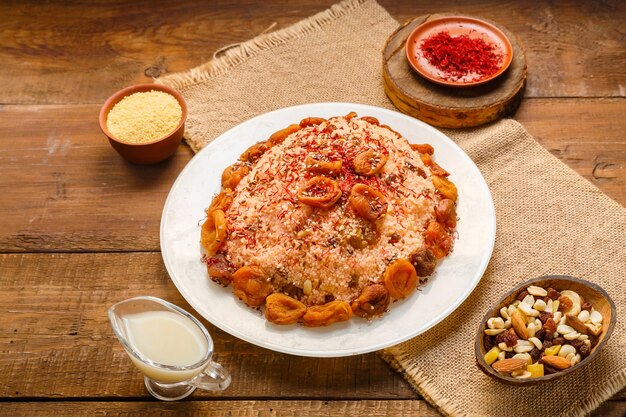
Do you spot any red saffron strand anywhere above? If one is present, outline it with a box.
[419,30,503,81]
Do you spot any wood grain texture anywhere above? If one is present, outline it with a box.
[0,401,444,417]
[0,253,412,399]
[383,14,526,128]
[0,100,623,253]
[0,0,624,105]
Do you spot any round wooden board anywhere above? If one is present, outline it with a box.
[383,14,527,128]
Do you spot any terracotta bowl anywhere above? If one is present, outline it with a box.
[475,275,616,385]
[99,83,187,164]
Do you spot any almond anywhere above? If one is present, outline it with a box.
[511,310,529,340]
[492,358,527,374]
[565,314,588,335]
[542,355,572,370]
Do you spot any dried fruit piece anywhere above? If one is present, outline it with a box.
[410,143,434,154]
[305,154,342,175]
[264,293,307,325]
[435,198,457,228]
[420,153,449,177]
[383,259,418,299]
[408,247,437,277]
[240,141,268,163]
[484,346,500,365]
[547,288,561,300]
[232,266,272,307]
[221,163,251,189]
[206,254,234,286]
[201,209,227,256]
[544,345,562,356]
[297,176,342,208]
[358,116,380,125]
[543,317,557,333]
[431,175,458,201]
[527,363,544,377]
[302,300,352,327]
[349,184,388,221]
[353,148,388,176]
[299,117,327,127]
[559,290,582,316]
[424,221,452,259]
[542,355,572,370]
[497,328,518,348]
[267,124,300,146]
[492,358,526,374]
[207,188,234,213]
[351,284,390,318]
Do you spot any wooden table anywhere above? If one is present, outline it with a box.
[1,1,624,415]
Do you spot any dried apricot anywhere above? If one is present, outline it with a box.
[383,259,417,299]
[424,221,452,259]
[421,153,449,177]
[359,116,380,125]
[351,284,390,318]
[435,198,457,228]
[432,175,458,201]
[265,293,307,325]
[240,141,267,163]
[348,184,388,221]
[353,149,387,176]
[299,117,327,128]
[305,154,342,175]
[221,163,251,189]
[410,143,434,155]
[207,188,233,213]
[201,209,227,256]
[232,266,272,307]
[267,124,300,147]
[296,176,342,208]
[302,300,352,327]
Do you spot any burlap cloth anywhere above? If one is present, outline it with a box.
[158,0,626,415]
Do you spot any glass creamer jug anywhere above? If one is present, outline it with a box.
[108,296,231,401]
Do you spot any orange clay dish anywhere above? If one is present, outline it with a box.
[201,113,458,327]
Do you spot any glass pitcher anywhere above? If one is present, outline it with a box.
[108,296,231,401]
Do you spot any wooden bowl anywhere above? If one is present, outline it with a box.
[475,275,616,385]
[99,83,187,164]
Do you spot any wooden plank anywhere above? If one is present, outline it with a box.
[0,400,443,417]
[0,253,412,399]
[0,0,624,105]
[0,99,623,252]
[1,252,624,401]
[0,400,624,417]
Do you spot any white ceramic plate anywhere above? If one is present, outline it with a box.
[161,103,495,357]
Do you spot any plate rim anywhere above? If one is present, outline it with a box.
[160,102,496,357]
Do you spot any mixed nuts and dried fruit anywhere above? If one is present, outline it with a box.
[483,285,604,379]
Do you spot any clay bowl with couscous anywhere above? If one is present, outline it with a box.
[99,83,187,164]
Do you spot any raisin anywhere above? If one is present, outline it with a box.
[535,328,546,340]
[582,302,593,312]
[502,328,518,347]
[543,340,553,349]
[589,334,599,348]
[484,335,495,351]
[570,339,584,350]
[505,351,516,359]
[579,344,591,358]
[547,288,561,300]
[544,332,554,342]
[495,331,507,344]
[388,233,401,244]
[516,290,529,301]
[544,364,559,375]
[530,347,541,362]
[553,337,565,346]
[543,318,557,334]
[558,295,573,312]
[539,311,553,324]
